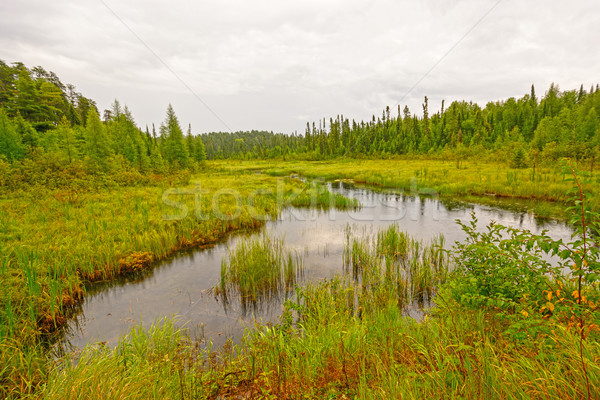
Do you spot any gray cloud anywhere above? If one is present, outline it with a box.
[1,0,598,133]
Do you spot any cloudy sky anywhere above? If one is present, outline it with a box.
[1,0,598,133]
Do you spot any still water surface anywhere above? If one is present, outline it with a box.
[62,183,572,350]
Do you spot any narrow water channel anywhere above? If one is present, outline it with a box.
[60,182,573,351]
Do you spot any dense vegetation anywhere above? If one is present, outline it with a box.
[38,192,600,398]
[199,84,600,169]
[2,60,599,176]
[1,60,599,398]
[0,61,206,188]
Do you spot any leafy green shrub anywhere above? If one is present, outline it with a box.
[450,163,600,341]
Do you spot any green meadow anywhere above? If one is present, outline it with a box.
[38,211,600,399]
[0,158,598,399]
[215,158,600,219]
[0,164,356,397]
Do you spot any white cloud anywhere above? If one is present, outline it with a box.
[1,0,599,133]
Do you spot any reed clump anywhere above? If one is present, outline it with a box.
[343,224,448,309]
[0,165,357,397]
[38,223,600,399]
[215,233,303,312]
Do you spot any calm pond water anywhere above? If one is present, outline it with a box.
[60,182,573,351]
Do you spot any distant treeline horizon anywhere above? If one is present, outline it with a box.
[1,59,599,175]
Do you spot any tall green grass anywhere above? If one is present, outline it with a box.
[38,227,600,399]
[215,233,304,312]
[40,317,209,400]
[215,158,600,218]
[0,167,357,397]
[5,158,598,398]
[344,224,448,308]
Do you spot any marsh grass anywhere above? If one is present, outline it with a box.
[344,224,448,309]
[0,166,357,397]
[38,226,600,399]
[5,158,598,398]
[216,158,600,218]
[41,317,210,400]
[284,180,360,210]
[215,233,303,313]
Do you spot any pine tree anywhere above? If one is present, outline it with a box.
[160,104,189,168]
[85,108,113,171]
[195,136,207,163]
[305,122,312,153]
[57,116,78,163]
[186,123,196,161]
[530,84,537,106]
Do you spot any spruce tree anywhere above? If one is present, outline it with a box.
[85,108,113,171]
[160,104,189,168]
[186,124,196,161]
[195,135,207,163]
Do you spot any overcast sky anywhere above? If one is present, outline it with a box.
[1,0,598,133]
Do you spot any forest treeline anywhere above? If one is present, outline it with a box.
[201,84,600,167]
[1,60,599,186]
[0,60,206,189]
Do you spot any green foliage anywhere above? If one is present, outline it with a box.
[56,116,78,163]
[194,135,207,163]
[160,104,189,168]
[450,164,600,341]
[1,58,600,398]
[0,109,25,162]
[0,61,95,129]
[219,158,600,219]
[14,112,39,150]
[510,146,527,168]
[3,59,599,180]
[106,102,150,172]
[216,233,303,311]
[84,108,113,171]
[38,226,600,399]
[0,166,362,397]
[199,83,600,166]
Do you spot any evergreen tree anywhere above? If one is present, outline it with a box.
[186,123,196,161]
[0,109,25,161]
[84,108,113,171]
[14,112,39,150]
[510,147,527,168]
[11,67,41,121]
[148,140,165,172]
[195,135,207,163]
[57,116,78,163]
[530,84,537,106]
[160,104,189,168]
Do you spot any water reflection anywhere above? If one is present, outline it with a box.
[59,182,573,351]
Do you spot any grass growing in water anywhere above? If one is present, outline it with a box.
[216,158,600,218]
[344,224,448,308]
[39,223,600,399]
[7,158,599,398]
[216,233,303,313]
[0,166,357,397]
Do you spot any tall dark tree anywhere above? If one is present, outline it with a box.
[85,108,113,171]
[160,104,189,168]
